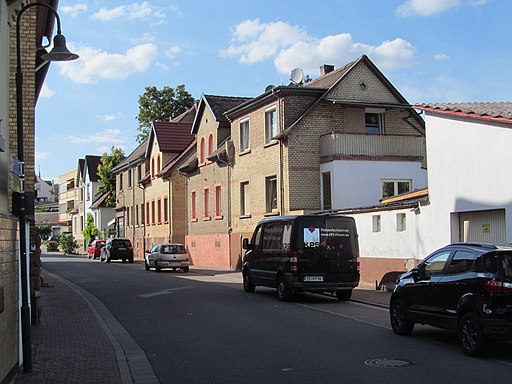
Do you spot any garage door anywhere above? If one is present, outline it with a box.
[459,209,506,244]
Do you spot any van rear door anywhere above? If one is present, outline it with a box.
[297,216,359,285]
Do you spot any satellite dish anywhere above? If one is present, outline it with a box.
[265,84,276,92]
[290,67,304,85]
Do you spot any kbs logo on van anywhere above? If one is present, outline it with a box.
[304,227,351,248]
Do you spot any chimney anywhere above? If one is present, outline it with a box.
[320,64,335,76]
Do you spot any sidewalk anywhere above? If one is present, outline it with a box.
[13,266,390,384]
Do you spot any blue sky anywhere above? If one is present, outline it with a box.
[36,0,511,181]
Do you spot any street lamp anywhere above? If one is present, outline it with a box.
[14,2,78,373]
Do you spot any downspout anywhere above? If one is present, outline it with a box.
[138,181,146,252]
[168,176,172,242]
[216,154,232,269]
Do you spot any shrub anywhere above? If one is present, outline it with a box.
[46,241,59,252]
[60,233,78,254]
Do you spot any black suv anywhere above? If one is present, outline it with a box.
[390,243,512,356]
[101,238,134,263]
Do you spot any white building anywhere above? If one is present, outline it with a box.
[339,102,512,287]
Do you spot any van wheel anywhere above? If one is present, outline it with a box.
[458,312,487,357]
[390,299,414,335]
[336,290,352,301]
[277,276,293,301]
[243,273,255,293]
[183,267,189,273]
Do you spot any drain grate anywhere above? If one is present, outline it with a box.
[364,358,414,368]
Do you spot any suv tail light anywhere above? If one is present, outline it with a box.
[290,251,298,275]
[485,279,512,294]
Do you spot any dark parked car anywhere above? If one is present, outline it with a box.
[390,243,512,356]
[88,239,105,259]
[101,238,134,263]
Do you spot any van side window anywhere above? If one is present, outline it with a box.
[252,226,262,247]
[262,221,293,251]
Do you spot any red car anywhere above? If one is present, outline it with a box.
[88,240,105,259]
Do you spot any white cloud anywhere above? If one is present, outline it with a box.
[58,43,158,84]
[165,46,181,59]
[222,19,308,64]
[67,128,125,145]
[96,113,124,121]
[36,151,49,161]
[224,20,416,75]
[40,83,55,98]
[61,3,87,18]
[91,1,166,22]
[434,53,449,61]
[397,0,460,16]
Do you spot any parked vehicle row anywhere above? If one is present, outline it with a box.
[87,239,190,273]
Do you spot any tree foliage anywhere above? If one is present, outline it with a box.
[136,85,195,143]
[97,146,125,207]
[60,233,78,254]
[36,224,52,240]
[82,213,99,245]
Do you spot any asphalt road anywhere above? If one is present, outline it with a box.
[43,254,512,384]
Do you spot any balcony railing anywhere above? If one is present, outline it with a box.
[320,133,425,161]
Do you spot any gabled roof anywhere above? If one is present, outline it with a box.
[158,139,197,178]
[76,158,85,182]
[145,121,195,157]
[303,58,358,89]
[90,191,110,209]
[192,95,251,134]
[84,155,102,183]
[415,102,512,124]
[113,139,146,173]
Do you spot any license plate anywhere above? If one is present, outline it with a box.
[170,262,181,266]
[304,276,324,282]
[118,247,125,250]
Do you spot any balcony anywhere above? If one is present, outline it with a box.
[320,133,425,164]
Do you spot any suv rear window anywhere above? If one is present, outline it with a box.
[482,252,512,277]
[299,217,355,252]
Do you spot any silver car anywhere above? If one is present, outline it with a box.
[145,243,190,272]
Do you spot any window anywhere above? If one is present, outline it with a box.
[157,156,161,173]
[215,185,222,218]
[157,199,162,224]
[372,215,381,232]
[137,165,142,182]
[265,176,278,213]
[447,250,476,274]
[151,158,155,178]
[191,190,197,221]
[163,197,168,223]
[322,172,332,210]
[203,187,210,219]
[240,119,250,152]
[240,181,250,216]
[151,201,156,225]
[126,207,130,227]
[136,204,139,225]
[86,183,90,201]
[265,107,277,143]
[365,108,385,135]
[397,213,406,232]
[423,251,450,277]
[382,179,412,199]
[146,202,150,225]
[208,133,214,157]
[199,137,206,164]
[128,169,132,188]
[119,174,123,190]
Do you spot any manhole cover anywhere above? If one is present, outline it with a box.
[364,358,414,368]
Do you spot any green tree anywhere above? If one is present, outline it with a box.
[97,146,125,207]
[136,85,195,143]
[59,233,78,254]
[82,213,99,245]
[36,224,52,240]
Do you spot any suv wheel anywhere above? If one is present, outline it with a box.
[458,312,487,356]
[155,261,161,272]
[277,276,293,301]
[390,299,415,335]
[243,272,255,293]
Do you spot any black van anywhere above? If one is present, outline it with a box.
[242,215,360,301]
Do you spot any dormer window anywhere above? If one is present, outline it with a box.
[365,108,385,135]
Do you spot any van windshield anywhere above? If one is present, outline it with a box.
[299,217,355,253]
